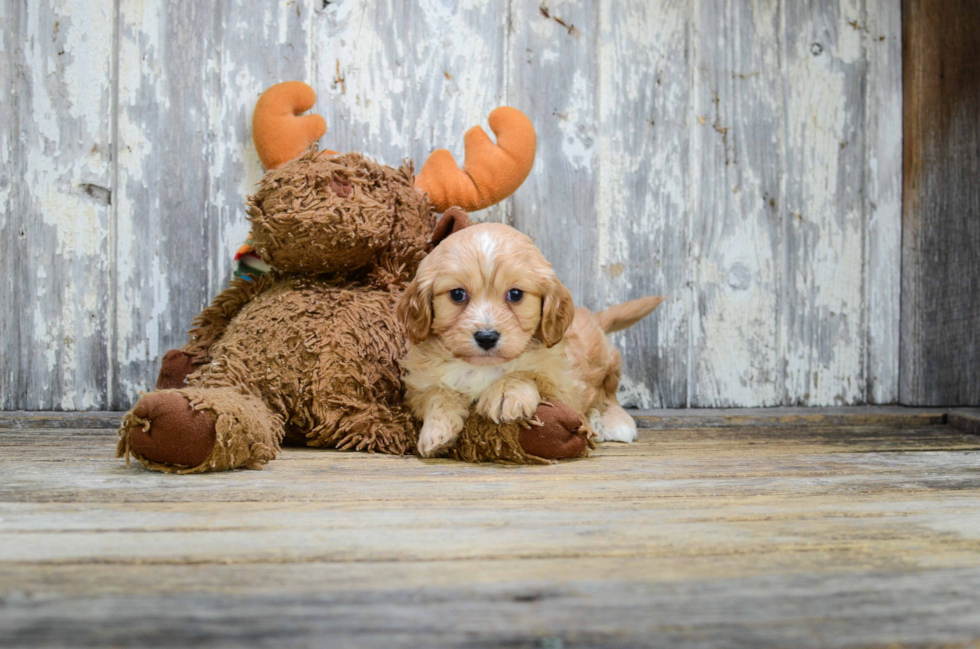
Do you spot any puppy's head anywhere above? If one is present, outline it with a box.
[398,219,575,365]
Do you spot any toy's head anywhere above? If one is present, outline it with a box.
[245,82,536,283]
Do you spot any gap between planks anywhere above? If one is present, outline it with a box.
[2,406,979,431]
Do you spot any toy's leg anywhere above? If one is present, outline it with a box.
[593,402,638,443]
[451,401,592,465]
[118,387,284,473]
[155,350,202,390]
[153,276,274,389]
[307,395,418,455]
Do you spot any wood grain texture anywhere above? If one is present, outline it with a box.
[1,0,907,409]
[900,0,980,406]
[689,0,781,407]
[864,0,903,404]
[3,417,980,645]
[4,565,980,647]
[780,0,869,406]
[0,0,113,410]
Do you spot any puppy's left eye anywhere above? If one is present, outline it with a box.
[449,288,467,303]
[506,289,524,302]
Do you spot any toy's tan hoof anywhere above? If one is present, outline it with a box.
[519,401,589,460]
[155,349,201,390]
[128,392,216,467]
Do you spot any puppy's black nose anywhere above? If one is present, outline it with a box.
[473,330,500,350]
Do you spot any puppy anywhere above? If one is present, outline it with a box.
[398,221,663,458]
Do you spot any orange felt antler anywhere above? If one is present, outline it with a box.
[415,107,536,212]
[252,81,335,170]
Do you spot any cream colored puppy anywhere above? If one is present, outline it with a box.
[398,222,663,458]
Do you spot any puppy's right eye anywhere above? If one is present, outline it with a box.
[449,288,467,303]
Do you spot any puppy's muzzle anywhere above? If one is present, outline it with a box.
[473,329,500,350]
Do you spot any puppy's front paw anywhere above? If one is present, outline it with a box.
[594,422,637,443]
[477,380,539,423]
[417,418,462,458]
[592,407,638,443]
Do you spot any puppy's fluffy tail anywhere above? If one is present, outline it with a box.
[597,296,665,334]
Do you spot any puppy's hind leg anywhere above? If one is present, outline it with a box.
[594,403,638,443]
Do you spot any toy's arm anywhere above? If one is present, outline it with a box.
[181,274,275,364]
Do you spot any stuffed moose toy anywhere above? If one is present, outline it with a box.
[117,82,591,472]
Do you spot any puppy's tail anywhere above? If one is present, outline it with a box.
[597,296,665,334]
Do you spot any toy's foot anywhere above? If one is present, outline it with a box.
[519,401,590,460]
[156,349,201,390]
[127,392,216,467]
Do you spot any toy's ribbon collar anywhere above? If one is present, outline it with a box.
[233,241,271,281]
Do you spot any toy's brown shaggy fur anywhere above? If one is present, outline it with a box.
[451,402,593,465]
[118,153,430,471]
[246,151,432,287]
[119,387,281,473]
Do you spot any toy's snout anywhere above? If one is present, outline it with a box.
[249,209,394,274]
[246,151,400,274]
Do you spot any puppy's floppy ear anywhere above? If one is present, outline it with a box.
[539,276,575,348]
[430,207,472,248]
[397,276,433,345]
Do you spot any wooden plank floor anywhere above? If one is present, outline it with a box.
[3,408,980,647]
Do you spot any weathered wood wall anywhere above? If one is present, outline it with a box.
[1,0,903,410]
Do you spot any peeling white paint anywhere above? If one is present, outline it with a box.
[558,70,595,171]
[25,2,110,259]
[114,0,171,399]
[782,18,866,405]
[314,0,504,170]
[863,5,902,405]
[4,0,114,409]
[596,0,690,408]
[616,373,655,410]
[836,0,864,64]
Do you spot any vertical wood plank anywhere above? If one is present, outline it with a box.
[596,0,690,408]
[112,0,309,408]
[113,0,216,406]
[863,1,902,404]
[900,0,980,406]
[311,0,509,223]
[0,0,14,406]
[508,0,599,328]
[0,0,113,410]
[779,0,868,405]
[688,0,782,407]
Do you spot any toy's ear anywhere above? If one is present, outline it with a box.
[430,207,472,248]
[252,81,336,170]
[396,276,433,345]
[539,276,575,348]
[415,107,536,212]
